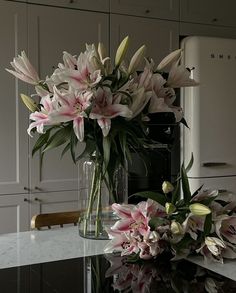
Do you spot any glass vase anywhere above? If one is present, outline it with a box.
[78,155,128,239]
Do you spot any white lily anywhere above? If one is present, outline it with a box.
[167,60,199,88]
[6,51,40,85]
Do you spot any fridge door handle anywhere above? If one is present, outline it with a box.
[202,162,227,167]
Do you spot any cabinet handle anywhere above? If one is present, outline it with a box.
[34,186,42,191]
[34,197,42,202]
[145,9,150,14]
[212,18,218,22]
[24,198,29,202]
[202,162,227,167]
[24,187,31,191]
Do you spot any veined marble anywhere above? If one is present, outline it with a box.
[0,226,108,269]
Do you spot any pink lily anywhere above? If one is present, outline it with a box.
[6,51,40,85]
[215,215,236,244]
[49,86,93,141]
[55,45,102,90]
[90,87,132,137]
[27,95,57,136]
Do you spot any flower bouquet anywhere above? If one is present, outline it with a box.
[6,36,197,239]
[105,158,236,263]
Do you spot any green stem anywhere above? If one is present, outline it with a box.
[95,170,102,237]
[83,160,100,236]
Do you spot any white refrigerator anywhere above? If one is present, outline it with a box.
[181,36,236,197]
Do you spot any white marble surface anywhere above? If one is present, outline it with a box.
[0,226,108,269]
[1,227,236,282]
[188,256,236,281]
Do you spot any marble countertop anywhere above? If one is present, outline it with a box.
[1,227,236,282]
[0,226,108,269]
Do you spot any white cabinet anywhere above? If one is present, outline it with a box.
[0,1,29,195]
[27,3,109,192]
[0,194,29,233]
[30,190,79,218]
[110,0,179,21]
[110,14,179,65]
[180,0,236,27]
[0,191,78,234]
[27,0,109,12]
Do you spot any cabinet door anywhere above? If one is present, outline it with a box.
[27,0,109,12]
[28,4,109,192]
[110,14,179,66]
[0,1,29,195]
[0,194,29,234]
[111,0,179,21]
[30,190,78,218]
[181,0,236,27]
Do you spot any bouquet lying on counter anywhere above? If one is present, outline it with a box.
[105,158,236,263]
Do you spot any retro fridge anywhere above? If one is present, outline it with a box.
[181,36,236,196]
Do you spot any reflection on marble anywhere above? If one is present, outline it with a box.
[188,256,236,282]
[0,226,108,269]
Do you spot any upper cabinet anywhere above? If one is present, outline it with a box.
[27,3,109,192]
[180,0,236,27]
[26,0,109,12]
[110,0,180,21]
[0,1,29,195]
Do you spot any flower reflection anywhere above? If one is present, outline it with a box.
[105,253,236,293]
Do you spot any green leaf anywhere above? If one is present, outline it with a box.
[61,143,70,159]
[149,217,169,230]
[185,153,194,173]
[204,213,212,236]
[172,179,180,204]
[181,164,191,204]
[70,132,78,164]
[43,127,71,152]
[130,191,166,206]
[32,129,51,156]
[75,139,96,162]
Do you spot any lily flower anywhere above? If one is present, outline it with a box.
[49,86,93,141]
[90,87,132,137]
[215,215,236,244]
[182,214,205,240]
[27,94,57,136]
[55,45,102,90]
[6,51,40,85]
[166,61,199,88]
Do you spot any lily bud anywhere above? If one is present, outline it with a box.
[98,42,107,61]
[189,203,211,216]
[128,45,146,74]
[157,48,182,71]
[165,202,176,215]
[162,181,174,194]
[20,94,38,112]
[171,221,184,235]
[115,36,129,67]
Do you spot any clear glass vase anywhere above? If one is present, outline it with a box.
[78,155,128,239]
